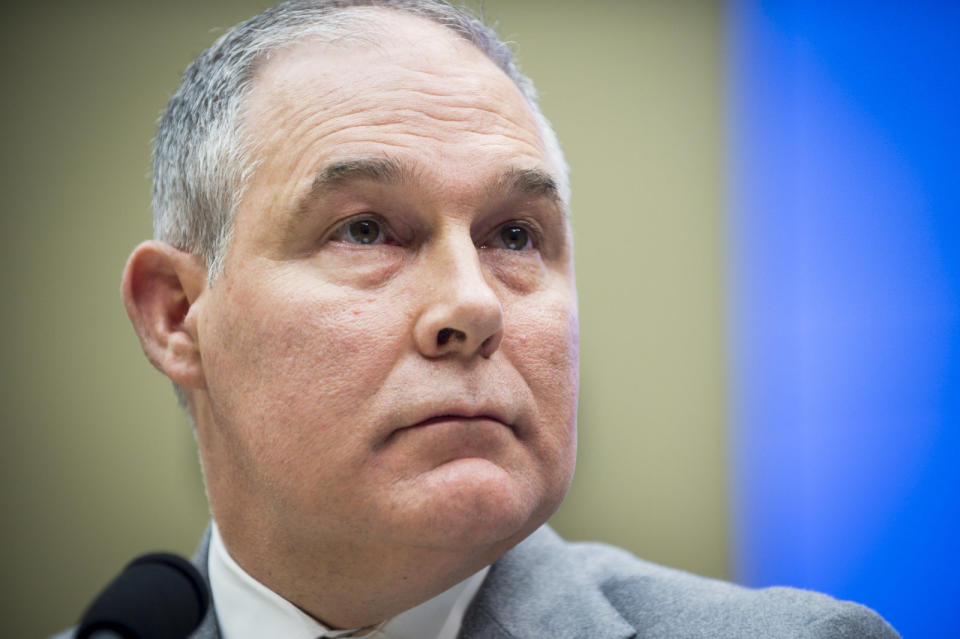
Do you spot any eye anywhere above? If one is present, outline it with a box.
[329,216,386,245]
[498,224,532,251]
[346,218,381,244]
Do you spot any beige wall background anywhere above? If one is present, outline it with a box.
[0,2,725,636]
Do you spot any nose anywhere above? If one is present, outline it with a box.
[413,236,504,359]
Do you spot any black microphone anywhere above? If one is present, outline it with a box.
[76,552,210,639]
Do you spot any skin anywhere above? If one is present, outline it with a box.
[123,9,578,629]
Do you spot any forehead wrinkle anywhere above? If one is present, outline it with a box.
[255,89,541,164]
[382,67,534,125]
[334,93,544,156]
[336,87,539,144]
[287,107,545,160]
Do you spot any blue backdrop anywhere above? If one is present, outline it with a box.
[727,2,960,636]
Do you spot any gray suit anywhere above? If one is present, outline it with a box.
[58,525,900,639]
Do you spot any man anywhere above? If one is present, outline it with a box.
[62,1,899,637]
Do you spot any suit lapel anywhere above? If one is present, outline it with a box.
[459,527,635,639]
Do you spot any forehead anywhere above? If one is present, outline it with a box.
[238,9,550,201]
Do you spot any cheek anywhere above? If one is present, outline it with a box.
[202,275,410,452]
[500,289,579,518]
[504,289,580,441]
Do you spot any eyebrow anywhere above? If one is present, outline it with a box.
[290,157,562,230]
[307,158,558,200]
[495,167,560,203]
[285,158,401,234]
[309,157,407,192]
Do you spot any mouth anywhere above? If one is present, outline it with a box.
[379,405,516,450]
[406,413,509,430]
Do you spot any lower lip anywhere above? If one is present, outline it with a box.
[392,416,511,450]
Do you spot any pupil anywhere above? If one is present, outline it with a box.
[501,226,528,250]
[348,219,379,244]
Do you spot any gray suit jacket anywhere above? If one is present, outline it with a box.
[59,525,900,639]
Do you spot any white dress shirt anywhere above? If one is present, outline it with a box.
[208,522,489,639]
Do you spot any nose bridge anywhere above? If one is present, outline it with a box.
[436,230,487,292]
[413,226,504,359]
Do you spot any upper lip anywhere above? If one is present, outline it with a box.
[411,410,510,429]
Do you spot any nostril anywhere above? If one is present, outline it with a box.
[479,331,502,358]
[437,328,466,347]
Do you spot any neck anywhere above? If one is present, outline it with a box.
[214,515,506,629]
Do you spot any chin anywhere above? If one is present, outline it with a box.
[394,457,564,551]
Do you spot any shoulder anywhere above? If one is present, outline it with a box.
[574,540,896,638]
[467,526,900,639]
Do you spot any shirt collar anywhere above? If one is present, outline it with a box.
[208,522,489,639]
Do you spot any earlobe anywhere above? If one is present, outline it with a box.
[121,241,208,389]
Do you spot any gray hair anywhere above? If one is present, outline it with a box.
[152,0,569,280]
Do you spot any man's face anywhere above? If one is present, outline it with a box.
[193,13,578,558]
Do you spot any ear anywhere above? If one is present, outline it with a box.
[121,241,208,389]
